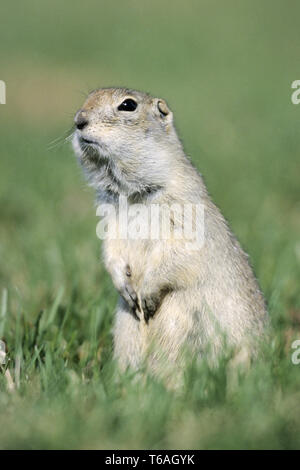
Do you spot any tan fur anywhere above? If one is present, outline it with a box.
[72,87,268,382]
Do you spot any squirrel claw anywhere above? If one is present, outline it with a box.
[142,297,158,324]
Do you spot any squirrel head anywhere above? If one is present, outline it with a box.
[72,88,183,197]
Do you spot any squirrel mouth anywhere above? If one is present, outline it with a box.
[80,137,97,146]
[79,136,102,154]
[77,135,109,164]
[77,133,109,161]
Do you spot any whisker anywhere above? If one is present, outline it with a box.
[47,126,75,151]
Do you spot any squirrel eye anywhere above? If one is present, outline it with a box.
[118,98,138,112]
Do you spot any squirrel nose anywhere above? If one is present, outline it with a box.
[75,111,89,130]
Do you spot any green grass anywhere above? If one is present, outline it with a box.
[0,0,300,449]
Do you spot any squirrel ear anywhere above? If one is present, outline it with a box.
[154,98,173,121]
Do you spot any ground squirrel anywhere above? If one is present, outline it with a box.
[72,87,268,382]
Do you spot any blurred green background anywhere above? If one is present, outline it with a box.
[0,0,299,449]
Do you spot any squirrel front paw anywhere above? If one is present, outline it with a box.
[141,295,160,323]
[140,286,171,323]
[122,282,141,321]
[117,264,141,321]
